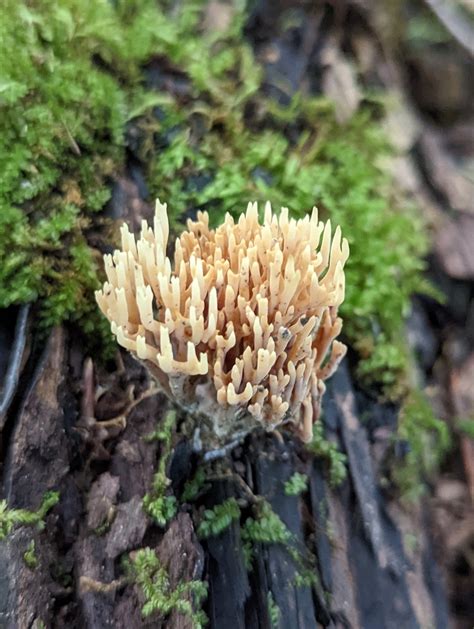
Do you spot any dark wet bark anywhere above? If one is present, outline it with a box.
[0,322,450,628]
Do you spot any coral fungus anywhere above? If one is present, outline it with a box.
[96,200,348,447]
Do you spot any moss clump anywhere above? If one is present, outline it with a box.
[307,423,347,487]
[23,540,38,569]
[0,491,59,540]
[129,547,208,626]
[267,592,280,628]
[241,500,292,547]
[143,483,177,529]
[241,499,292,569]
[0,1,124,347]
[241,498,318,589]
[0,0,211,352]
[284,473,309,496]
[143,410,178,527]
[197,497,241,539]
[181,468,209,503]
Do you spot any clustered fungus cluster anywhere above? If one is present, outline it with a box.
[96,200,349,448]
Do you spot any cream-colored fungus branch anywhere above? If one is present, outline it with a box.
[96,200,349,447]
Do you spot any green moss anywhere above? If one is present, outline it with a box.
[93,518,114,537]
[23,539,38,569]
[284,472,308,496]
[0,491,59,541]
[393,391,450,501]
[241,498,318,590]
[144,409,177,443]
[457,418,474,439]
[143,488,178,528]
[197,497,241,539]
[241,499,292,569]
[129,547,208,626]
[181,468,209,503]
[143,410,178,527]
[267,592,280,628]
[0,1,126,348]
[0,0,209,353]
[307,423,347,487]
[241,500,292,547]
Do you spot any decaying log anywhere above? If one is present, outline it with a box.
[0,326,450,629]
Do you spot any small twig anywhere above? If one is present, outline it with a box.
[231,473,261,506]
[61,117,81,155]
[80,358,95,419]
[79,575,127,594]
[202,434,246,462]
[204,469,261,506]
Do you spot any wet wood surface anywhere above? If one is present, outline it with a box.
[0,326,450,628]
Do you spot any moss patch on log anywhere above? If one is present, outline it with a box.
[127,547,208,626]
[0,491,59,540]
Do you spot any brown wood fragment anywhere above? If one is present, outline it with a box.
[1,327,69,628]
[5,326,69,505]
